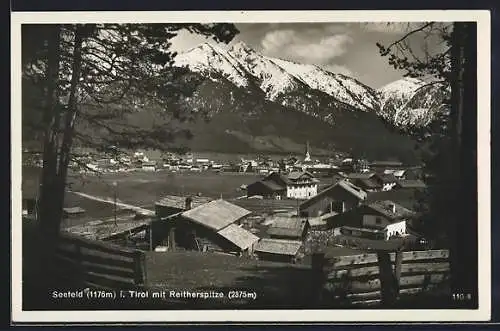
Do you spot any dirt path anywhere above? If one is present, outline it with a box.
[68,190,155,216]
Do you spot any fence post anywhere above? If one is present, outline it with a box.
[394,249,403,290]
[311,252,326,306]
[75,242,84,287]
[377,251,398,307]
[134,251,146,287]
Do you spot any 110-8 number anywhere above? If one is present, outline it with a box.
[452,293,472,301]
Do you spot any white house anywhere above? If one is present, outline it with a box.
[360,200,415,240]
[286,171,319,200]
[142,162,156,171]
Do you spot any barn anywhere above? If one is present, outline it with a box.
[254,238,304,264]
[157,199,259,256]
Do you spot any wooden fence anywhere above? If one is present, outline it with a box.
[313,249,450,307]
[55,232,147,290]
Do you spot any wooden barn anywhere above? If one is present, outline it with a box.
[254,238,304,264]
[299,180,367,218]
[266,216,309,240]
[246,180,286,199]
[155,199,259,256]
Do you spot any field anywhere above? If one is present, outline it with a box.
[23,166,319,228]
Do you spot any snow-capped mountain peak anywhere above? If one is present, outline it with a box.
[173,41,448,129]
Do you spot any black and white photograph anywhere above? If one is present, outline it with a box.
[12,10,491,323]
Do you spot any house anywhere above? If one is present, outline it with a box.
[346,172,393,192]
[246,171,318,200]
[62,207,86,218]
[380,173,398,191]
[160,199,258,255]
[142,161,157,171]
[286,171,319,199]
[246,180,286,200]
[254,238,304,264]
[299,180,366,218]
[266,217,309,240]
[155,195,213,219]
[394,179,427,190]
[358,200,416,240]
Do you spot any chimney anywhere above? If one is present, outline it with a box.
[185,196,192,210]
[390,202,396,214]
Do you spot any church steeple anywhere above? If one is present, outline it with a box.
[304,141,311,162]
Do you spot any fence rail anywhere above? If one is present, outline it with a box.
[315,249,450,307]
[55,232,147,290]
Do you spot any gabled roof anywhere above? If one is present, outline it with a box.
[254,238,303,256]
[264,171,291,186]
[299,180,367,210]
[217,224,260,250]
[287,171,316,181]
[336,180,368,200]
[259,180,286,191]
[364,200,416,221]
[267,217,306,238]
[181,199,252,231]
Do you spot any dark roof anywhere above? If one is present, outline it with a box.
[181,199,252,231]
[263,172,291,186]
[370,160,404,167]
[299,180,367,210]
[356,178,382,189]
[287,171,315,180]
[260,180,286,191]
[396,179,427,189]
[363,200,416,221]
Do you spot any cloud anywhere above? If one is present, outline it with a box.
[322,64,354,77]
[261,28,353,64]
[360,22,426,34]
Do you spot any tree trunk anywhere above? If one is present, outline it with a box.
[449,22,478,306]
[56,25,85,200]
[36,24,63,293]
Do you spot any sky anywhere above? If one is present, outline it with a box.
[170,22,448,89]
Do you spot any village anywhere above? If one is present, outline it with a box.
[22,142,438,298]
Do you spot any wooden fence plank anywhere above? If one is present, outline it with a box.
[346,290,381,300]
[327,262,450,280]
[59,232,138,258]
[326,250,449,269]
[85,271,137,289]
[351,299,381,306]
[56,250,136,270]
[399,274,449,287]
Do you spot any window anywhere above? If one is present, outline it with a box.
[375,217,382,225]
